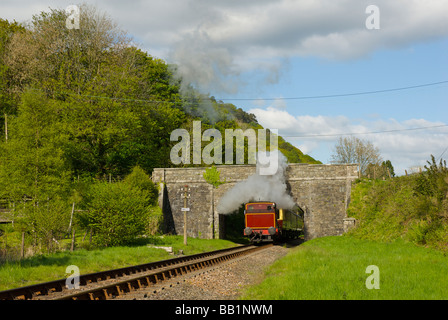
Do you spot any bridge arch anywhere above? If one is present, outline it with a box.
[151,163,358,240]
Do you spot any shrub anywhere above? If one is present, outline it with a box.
[123,165,158,205]
[86,182,151,247]
[203,166,226,188]
[415,155,448,204]
[24,196,71,252]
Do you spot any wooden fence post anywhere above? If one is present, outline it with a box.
[4,113,8,143]
[20,232,25,259]
[70,229,76,252]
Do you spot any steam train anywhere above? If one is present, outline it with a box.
[243,201,303,243]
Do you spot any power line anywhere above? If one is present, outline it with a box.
[437,145,448,162]
[280,124,448,138]
[217,80,448,101]
[56,89,448,139]
[57,79,448,104]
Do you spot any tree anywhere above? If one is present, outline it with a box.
[365,160,395,180]
[85,181,151,247]
[382,160,395,177]
[331,136,382,177]
[123,165,158,205]
[5,5,131,97]
[0,89,71,201]
[123,165,161,234]
[0,89,72,251]
[0,19,26,141]
[4,6,187,177]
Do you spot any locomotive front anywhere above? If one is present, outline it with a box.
[243,201,303,243]
[243,202,278,243]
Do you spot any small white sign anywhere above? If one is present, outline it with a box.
[181,208,190,211]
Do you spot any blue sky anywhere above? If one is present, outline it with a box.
[234,38,448,122]
[2,0,448,174]
[226,37,448,171]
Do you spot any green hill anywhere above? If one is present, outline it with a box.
[0,9,319,181]
[0,6,319,253]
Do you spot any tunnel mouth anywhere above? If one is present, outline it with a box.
[219,204,247,243]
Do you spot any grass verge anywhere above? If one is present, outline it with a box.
[241,236,448,300]
[0,235,236,291]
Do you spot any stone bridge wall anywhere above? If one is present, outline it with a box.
[151,163,358,240]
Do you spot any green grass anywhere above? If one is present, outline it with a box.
[0,235,236,291]
[241,236,448,300]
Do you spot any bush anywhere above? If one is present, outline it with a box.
[415,155,448,206]
[203,166,225,188]
[406,220,431,244]
[27,197,71,250]
[86,182,151,247]
[123,165,158,205]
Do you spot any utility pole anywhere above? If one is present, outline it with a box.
[4,113,8,143]
[181,185,190,246]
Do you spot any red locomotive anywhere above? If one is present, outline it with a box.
[243,201,303,243]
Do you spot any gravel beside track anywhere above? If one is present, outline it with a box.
[121,244,290,300]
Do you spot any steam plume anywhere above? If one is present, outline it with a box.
[217,151,295,213]
[169,30,241,95]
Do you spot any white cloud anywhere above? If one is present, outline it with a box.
[248,106,448,175]
[250,107,353,136]
[160,0,448,92]
[7,1,448,58]
[136,0,448,60]
[3,1,446,172]
[3,0,447,93]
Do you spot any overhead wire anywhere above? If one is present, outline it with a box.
[437,145,448,162]
[53,80,448,139]
[216,80,448,101]
[57,79,448,104]
[280,124,448,138]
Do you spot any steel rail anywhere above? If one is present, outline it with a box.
[0,244,270,300]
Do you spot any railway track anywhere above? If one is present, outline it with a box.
[0,243,272,300]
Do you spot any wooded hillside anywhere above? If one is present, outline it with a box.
[0,5,319,252]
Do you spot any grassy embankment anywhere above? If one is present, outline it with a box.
[0,235,236,291]
[347,176,448,250]
[243,167,448,300]
[242,236,448,300]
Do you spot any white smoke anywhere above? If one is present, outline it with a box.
[217,151,295,213]
[167,30,241,124]
[169,30,241,95]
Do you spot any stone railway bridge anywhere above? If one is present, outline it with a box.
[151,163,358,241]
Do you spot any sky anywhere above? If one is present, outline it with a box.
[2,0,448,175]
